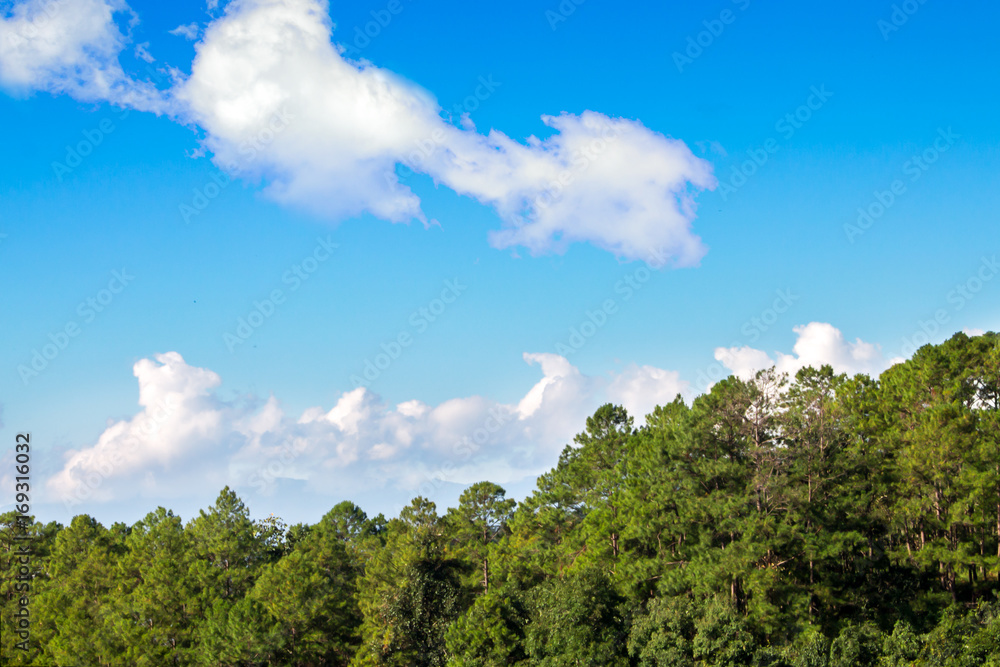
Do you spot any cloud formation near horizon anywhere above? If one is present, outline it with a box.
[44,351,689,509]
[715,322,903,381]
[36,323,905,515]
[1,0,715,265]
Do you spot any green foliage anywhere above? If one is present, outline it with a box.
[0,513,59,666]
[111,507,194,665]
[879,621,922,667]
[784,626,830,667]
[445,584,528,666]
[627,596,697,666]
[828,622,882,667]
[524,566,630,666]
[250,523,361,665]
[354,497,469,667]
[690,598,757,667]
[33,515,130,665]
[3,332,998,666]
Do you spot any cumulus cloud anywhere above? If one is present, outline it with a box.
[174,0,446,223]
[715,322,902,381]
[46,351,685,512]
[1,0,714,263]
[0,0,165,110]
[172,0,715,264]
[450,112,714,265]
[607,364,688,420]
[46,352,229,502]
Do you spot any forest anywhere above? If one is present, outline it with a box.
[2,331,999,666]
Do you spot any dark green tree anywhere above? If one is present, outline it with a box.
[446,481,515,593]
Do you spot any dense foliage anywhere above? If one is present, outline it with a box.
[3,332,1000,666]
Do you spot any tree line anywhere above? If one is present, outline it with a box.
[2,331,999,666]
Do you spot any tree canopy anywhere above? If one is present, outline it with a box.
[3,332,999,666]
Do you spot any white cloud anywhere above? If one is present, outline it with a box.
[45,351,685,513]
[444,111,715,265]
[1,0,714,264]
[0,0,164,110]
[133,40,153,63]
[168,22,199,40]
[46,352,228,501]
[715,322,903,381]
[607,364,688,420]
[963,327,986,337]
[173,0,715,265]
[173,0,446,223]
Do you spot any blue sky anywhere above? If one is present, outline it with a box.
[1,0,998,526]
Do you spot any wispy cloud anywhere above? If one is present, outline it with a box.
[168,21,199,40]
[0,0,167,111]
